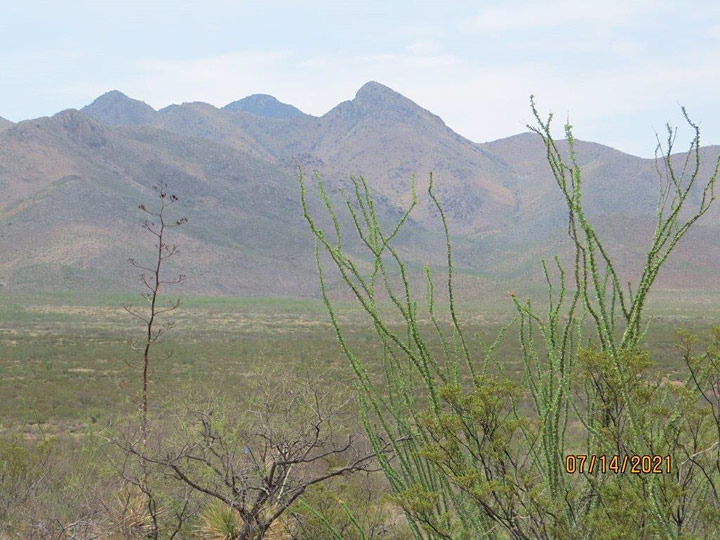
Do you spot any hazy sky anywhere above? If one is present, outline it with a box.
[2,0,719,156]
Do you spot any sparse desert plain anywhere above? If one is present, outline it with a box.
[3,6,720,535]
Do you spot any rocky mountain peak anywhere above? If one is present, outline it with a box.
[223,94,306,118]
[326,81,444,126]
[354,81,403,101]
[82,90,157,127]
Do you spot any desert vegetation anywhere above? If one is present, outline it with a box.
[299,99,720,539]
[1,99,720,540]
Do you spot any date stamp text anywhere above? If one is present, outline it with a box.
[564,454,672,474]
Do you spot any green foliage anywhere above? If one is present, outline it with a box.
[292,477,409,540]
[301,100,720,539]
[0,432,123,538]
[301,170,513,538]
[195,501,242,539]
[0,436,54,521]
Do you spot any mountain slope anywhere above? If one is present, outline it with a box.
[0,109,327,295]
[0,116,13,132]
[1,83,718,295]
[223,82,519,235]
[154,101,278,161]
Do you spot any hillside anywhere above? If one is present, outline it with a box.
[1,82,718,296]
[0,111,325,295]
[0,116,13,132]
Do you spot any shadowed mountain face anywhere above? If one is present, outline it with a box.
[1,82,718,296]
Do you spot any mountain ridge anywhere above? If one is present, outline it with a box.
[1,82,718,296]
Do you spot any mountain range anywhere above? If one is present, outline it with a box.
[0,82,718,297]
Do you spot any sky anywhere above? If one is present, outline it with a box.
[1,0,719,157]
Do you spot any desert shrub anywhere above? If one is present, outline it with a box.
[0,433,118,539]
[113,372,377,540]
[289,474,411,539]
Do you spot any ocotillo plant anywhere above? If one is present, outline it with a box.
[301,171,513,538]
[301,99,719,539]
[518,98,718,537]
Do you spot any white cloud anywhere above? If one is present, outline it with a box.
[360,53,459,68]
[406,40,443,56]
[461,0,665,32]
[128,51,293,108]
[413,58,720,155]
[609,39,642,57]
